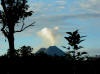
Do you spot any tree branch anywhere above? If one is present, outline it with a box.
[1,26,9,38]
[14,22,35,33]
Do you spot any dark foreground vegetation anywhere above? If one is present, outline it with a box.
[0,48,100,74]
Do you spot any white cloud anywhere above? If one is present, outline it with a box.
[55,0,66,5]
[37,27,55,46]
[34,13,100,23]
[54,26,59,30]
[28,0,67,15]
[72,0,100,13]
[37,26,61,46]
[28,2,44,13]
[58,6,65,9]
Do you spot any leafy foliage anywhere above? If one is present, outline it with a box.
[0,0,34,57]
[65,30,86,50]
[17,46,33,57]
[64,30,87,59]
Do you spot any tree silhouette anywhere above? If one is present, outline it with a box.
[0,0,35,57]
[17,46,33,57]
[64,30,87,59]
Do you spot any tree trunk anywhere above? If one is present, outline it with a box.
[7,27,15,57]
[73,52,75,59]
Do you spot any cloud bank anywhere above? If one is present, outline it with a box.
[71,0,100,13]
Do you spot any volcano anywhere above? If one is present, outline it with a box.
[36,46,66,56]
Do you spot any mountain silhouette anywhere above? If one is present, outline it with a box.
[36,46,66,56]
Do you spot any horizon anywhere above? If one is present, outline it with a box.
[0,0,100,56]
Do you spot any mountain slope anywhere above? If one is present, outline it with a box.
[36,46,65,56]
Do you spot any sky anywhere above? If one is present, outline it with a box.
[0,0,100,56]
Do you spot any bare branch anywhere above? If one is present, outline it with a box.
[21,18,25,30]
[1,26,9,38]
[14,22,35,33]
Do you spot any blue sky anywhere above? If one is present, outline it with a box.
[0,0,100,56]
